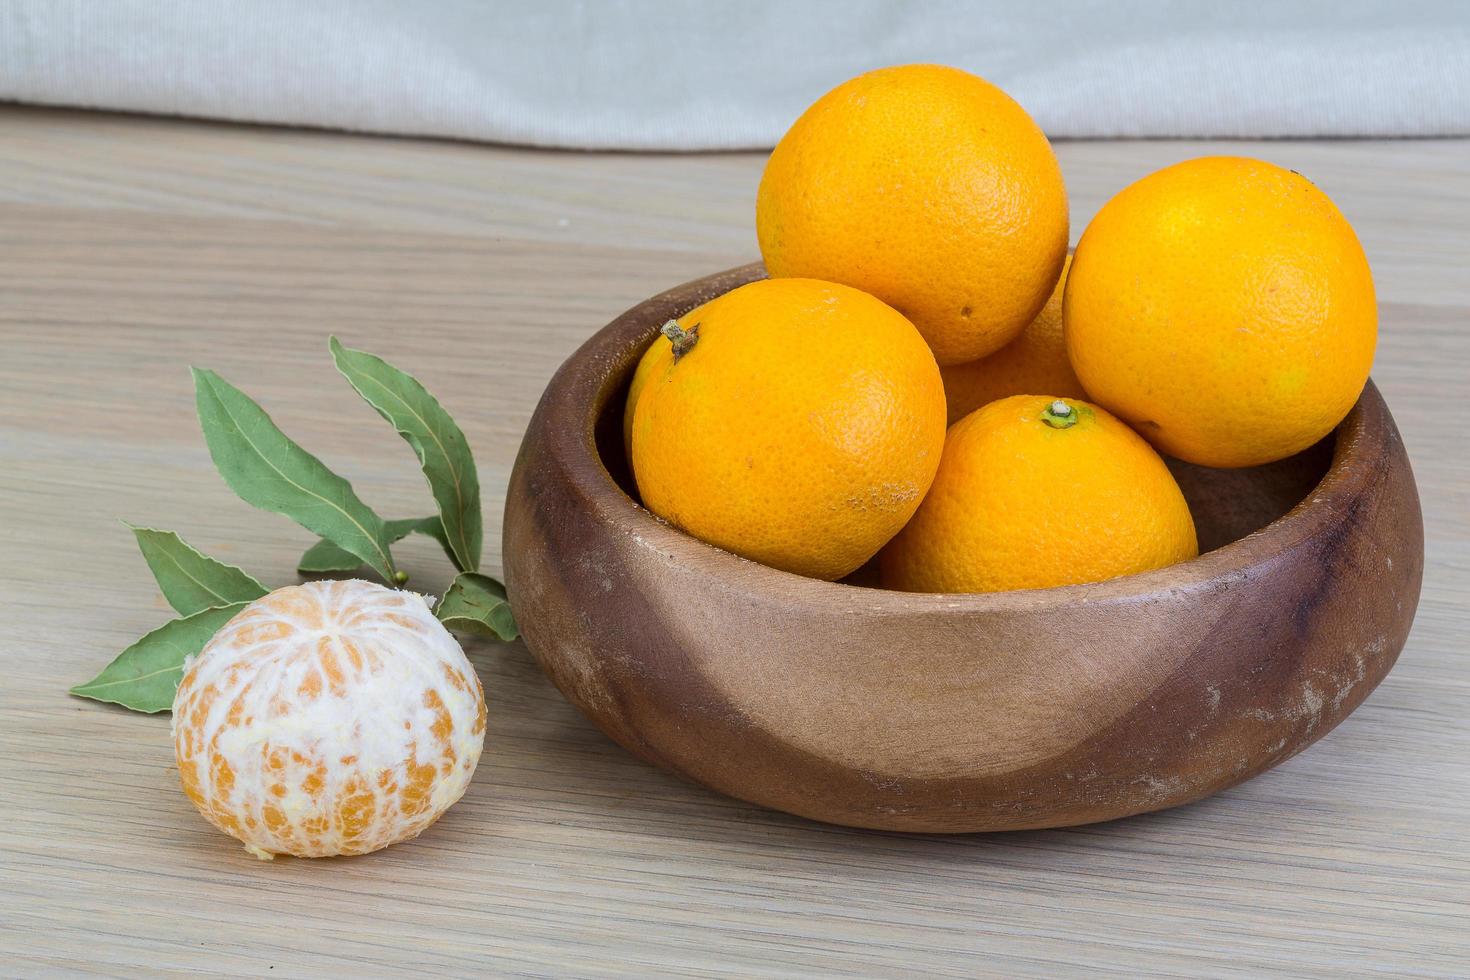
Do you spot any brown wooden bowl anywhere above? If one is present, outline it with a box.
[503,263,1423,833]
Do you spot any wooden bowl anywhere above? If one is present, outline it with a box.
[503,264,1424,833]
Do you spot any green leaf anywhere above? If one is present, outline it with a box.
[297,516,450,574]
[435,572,517,641]
[69,604,246,713]
[192,367,397,582]
[296,537,362,575]
[411,515,462,570]
[329,337,482,572]
[128,524,268,616]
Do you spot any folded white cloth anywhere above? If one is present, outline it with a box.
[2,0,1466,149]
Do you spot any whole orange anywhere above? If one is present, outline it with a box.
[1065,156,1377,468]
[622,296,710,458]
[880,395,1198,594]
[756,64,1068,366]
[630,277,946,580]
[939,254,1084,424]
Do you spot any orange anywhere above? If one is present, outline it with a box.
[880,395,1197,593]
[172,579,486,859]
[630,277,946,580]
[756,63,1068,366]
[622,297,710,458]
[1065,156,1377,468]
[939,254,1084,424]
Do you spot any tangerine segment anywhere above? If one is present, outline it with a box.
[172,579,486,859]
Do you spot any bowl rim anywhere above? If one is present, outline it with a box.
[550,262,1388,615]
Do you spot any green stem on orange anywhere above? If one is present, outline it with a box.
[1041,400,1079,429]
[660,319,700,362]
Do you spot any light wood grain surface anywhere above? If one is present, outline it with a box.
[1,106,1465,977]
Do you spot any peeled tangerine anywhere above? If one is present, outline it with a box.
[172,579,486,859]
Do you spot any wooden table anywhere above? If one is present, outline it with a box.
[2,106,1465,977]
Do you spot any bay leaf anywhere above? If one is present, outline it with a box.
[329,337,482,573]
[69,604,246,713]
[128,524,267,616]
[297,516,447,574]
[411,514,461,569]
[193,367,397,582]
[435,572,517,642]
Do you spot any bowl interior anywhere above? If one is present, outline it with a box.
[594,332,1336,572]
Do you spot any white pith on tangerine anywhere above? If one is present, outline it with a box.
[171,579,487,859]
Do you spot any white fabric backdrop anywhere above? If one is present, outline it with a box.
[1,0,1467,149]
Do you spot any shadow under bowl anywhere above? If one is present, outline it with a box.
[502,263,1424,833]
